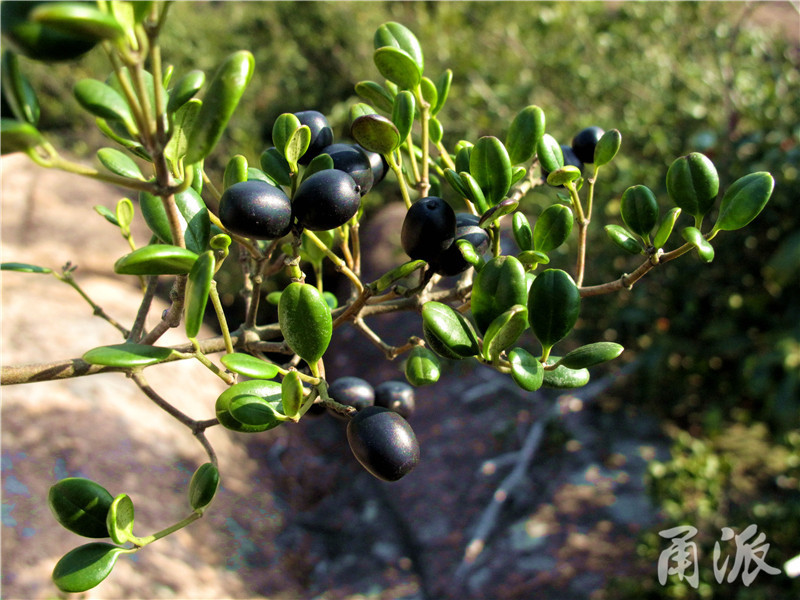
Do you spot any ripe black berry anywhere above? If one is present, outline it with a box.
[219,180,292,240]
[328,376,375,412]
[401,197,456,263]
[346,406,420,481]
[374,380,416,418]
[322,143,374,196]
[356,144,389,187]
[292,169,361,231]
[571,126,605,164]
[431,213,490,276]
[294,110,334,166]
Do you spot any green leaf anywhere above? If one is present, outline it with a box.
[421,301,480,360]
[258,147,292,187]
[52,543,125,593]
[220,353,280,379]
[533,204,574,253]
[188,462,219,511]
[31,3,125,42]
[666,152,719,221]
[460,171,489,215]
[557,342,624,369]
[185,50,254,165]
[653,207,682,249]
[536,133,564,174]
[510,165,527,186]
[374,21,424,74]
[113,244,199,276]
[96,147,144,180]
[471,255,528,333]
[354,80,395,113]
[223,154,248,190]
[167,69,205,114]
[371,259,426,292]
[542,358,590,389]
[164,99,201,164]
[517,250,550,266]
[712,172,775,233]
[115,198,134,235]
[48,478,113,538]
[477,197,519,228]
[184,251,215,338]
[505,105,545,164]
[455,143,472,174]
[512,212,533,252]
[443,169,469,199]
[1,118,45,154]
[73,79,136,133]
[428,116,443,145]
[620,184,659,241]
[483,305,529,363]
[300,228,335,265]
[138,187,210,254]
[281,370,304,419]
[470,136,512,205]
[278,282,333,366]
[593,129,621,167]
[351,113,401,155]
[508,347,544,392]
[546,166,582,187]
[432,69,452,116]
[106,494,134,545]
[528,269,581,354]
[95,205,120,227]
[284,124,311,169]
[82,343,176,367]
[1,50,40,125]
[373,46,422,90]
[405,346,440,387]
[391,90,415,142]
[1,262,52,274]
[302,152,335,183]
[681,226,715,262]
[271,112,301,159]
[605,224,644,254]
[215,379,284,433]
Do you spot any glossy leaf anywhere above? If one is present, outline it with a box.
[533,204,574,253]
[508,347,544,392]
[164,99,201,164]
[621,184,659,240]
[546,166,582,187]
[681,226,715,262]
[542,359,591,389]
[512,212,534,251]
[405,346,440,387]
[653,207,682,249]
[302,152,335,182]
[593,129,622,167]
[1,50,40,124]
[517,250,550,266]
[258,147,291,187]
[354,80,395,113]
[505,105,545,165]
[106,494,134,545]
[188,462,219,511]
[184,251,215,338]
[351,113,402,154]
[115,198,134,235]
[558,342,624,369]
[460,171,489,215]
[432,69,452,115]
[478,197,519,228]
[472,255,529,333]
[510,165,528,186]
[666,152,719,221]
[421,301,480,360]
[73,79,135,132]
[605,224,643,254]
[483,305,529,363]
[443,169,469,199]
[470,136,512,205]
[52,543,125,593]
[0,118,45,154]
[428,116,443,145]
[455,144,472,174]
[278,282,332,365]
[220,353,280,379]
[96,147,144,180]
[48,478,113,538]
[82,343,176,367]
[167,69,205,114]
[1,262,52,274]
[284,125,311,169]
[281,370,304,419]
[371,259,426,292]
[31,3,125,41]
[215,379,284,433]
[223,154,248,189]
[185,50,254,164]
[712,172,775,233]
[392,90,415,142]
[374,21,424,74]
[528,268,581,353]
[139,187,210,254]
[536,133,564,174]
[114,244,198,275]
[349,102,378,123]
[373,46,421,90]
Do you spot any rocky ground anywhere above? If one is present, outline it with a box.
[2,153,671,599]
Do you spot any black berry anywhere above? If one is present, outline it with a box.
[571,126,605,164]
[292,169,361,231]
[346,406,420,481]
[401,197,456,262]
[219,180,292,240]
[431,213,490,276]
[294,110,334,166]
[374,380,416,418]
[322,143,374,196]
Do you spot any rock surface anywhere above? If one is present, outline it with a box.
[2,153,669,599]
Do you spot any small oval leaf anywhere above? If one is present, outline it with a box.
[558,342,624,369]
[354,80,395,113]
[48,478,113,538]
[681,226,715,262]
[188,462,219,511]
[82,343,176,367]
[470,136,512,205]
[52,543,125,593]
[281,370,304,419]
[97,147,144,180]
[373,46,422,90]
[512,212,534,252]
[505,105,545,165]
[666,152,719,221]
[1,262,52,274]
[593,129,622,167]
[508,347,544,392]
[528,269,581,353]
[472,255,528,334]
[483,305,529,363]
[215,379,284,433]
[184,250,215,338]
[113,244,199,275]
[542,358,591,389]
[421,301,480,359]
[391,90,415,142]
[533,204,574,253]
[351,113,401,155]
[138,187,210,254]
[653,207,682,249]
[712,172,774,233]
[621,184,659,240]
[536,133,564,174]
[405,346,440,387]
[220,353,280,379]
[278,282,332,366]
[106,494,134,545]
[605,224,644,254]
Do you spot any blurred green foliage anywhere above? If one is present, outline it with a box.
[9,1,799,595]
